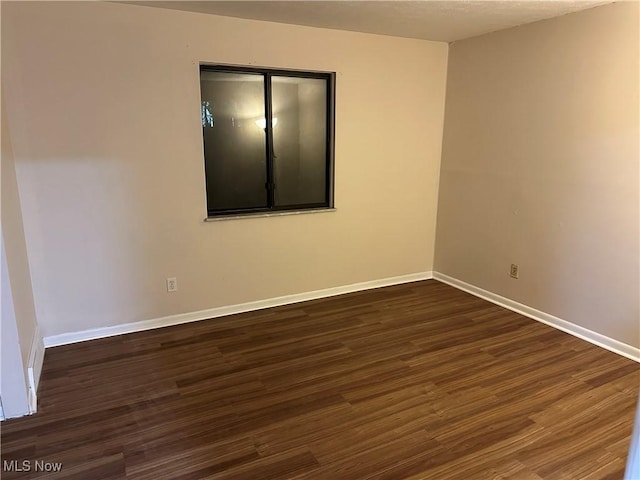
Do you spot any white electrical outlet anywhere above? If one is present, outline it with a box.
[510,264,519,279]
[166,277,178,292]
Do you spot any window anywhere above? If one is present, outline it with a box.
[200,65,335,217]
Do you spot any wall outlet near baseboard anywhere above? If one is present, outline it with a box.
[166,277,178,292]
[510,264,519,279]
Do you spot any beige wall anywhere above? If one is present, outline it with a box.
[1,2,448,338]
[1,88,38,369]
[435,2,639,347]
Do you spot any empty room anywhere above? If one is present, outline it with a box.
[1,1,638,479]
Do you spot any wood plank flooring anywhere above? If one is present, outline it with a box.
[1,280,638,479]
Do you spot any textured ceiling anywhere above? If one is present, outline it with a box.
[126,1,614,42]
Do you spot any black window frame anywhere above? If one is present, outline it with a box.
[200,64,336,218]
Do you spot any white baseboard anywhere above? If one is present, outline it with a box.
[43,270,639,363]
[27,326,45,413]
[44,272,434,348]
[433,272,640,363]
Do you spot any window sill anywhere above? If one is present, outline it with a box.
[204,208,336,222]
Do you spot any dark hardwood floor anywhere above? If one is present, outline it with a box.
[1,280,638,479]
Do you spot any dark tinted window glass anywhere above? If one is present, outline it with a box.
[271,76,327,207]
[200,66,334,217]
[200,71,267,211]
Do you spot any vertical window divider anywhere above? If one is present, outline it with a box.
[264,74,275,208]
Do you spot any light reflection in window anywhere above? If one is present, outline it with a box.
[201,101,214,127]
